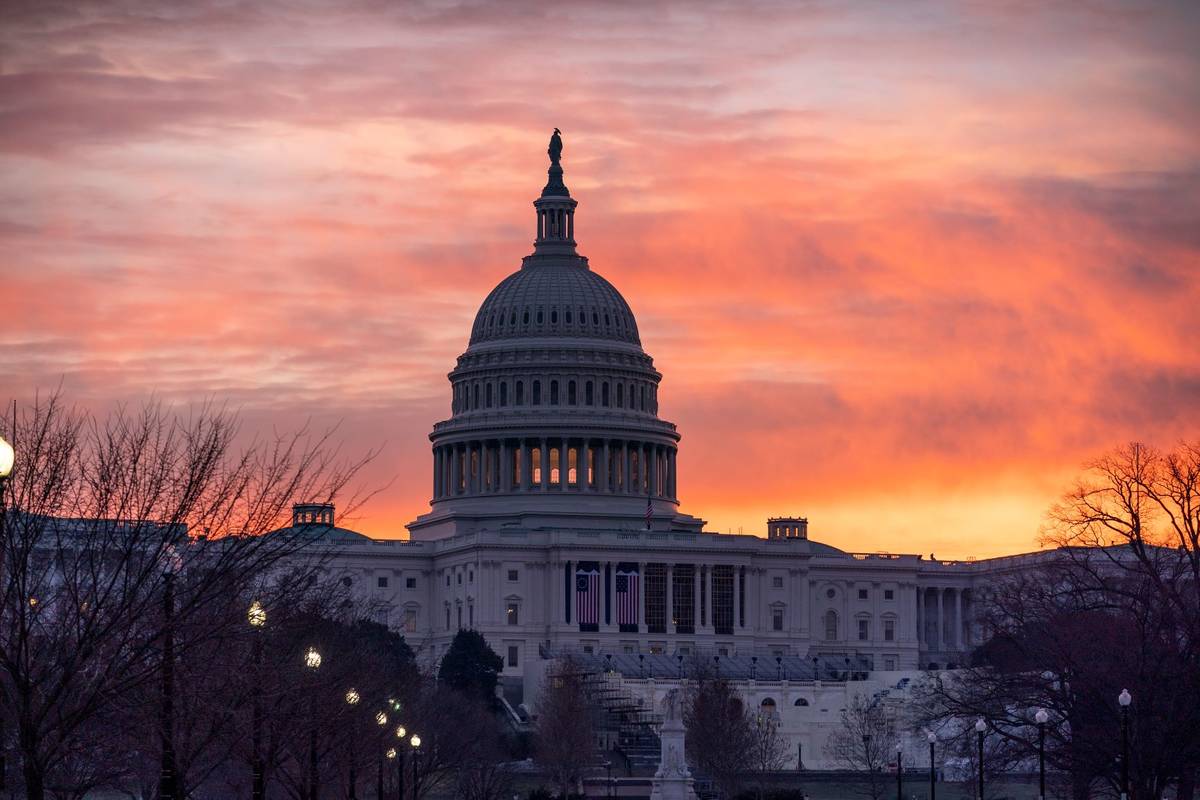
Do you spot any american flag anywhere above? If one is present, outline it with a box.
[616,569,639,626]
[645,496,653,529]
[576,567,600,625]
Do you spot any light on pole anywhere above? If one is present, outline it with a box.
[895,743,903,800]
[975,718,987,800]
[376,710,388,800]
[0,432,13,792]
[410,735,422,800]
[1119,689,1132,800]
[927,730,937,800]
[395,726,407,800]
[304,648,322,800]
[1035,708,1049,800]
[247,602,267,800]
[346,689,360,800]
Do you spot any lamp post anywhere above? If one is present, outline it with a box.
[0,432,13,792]
[927,730,937,800]
[409,735,422,800]
[1119,689,1132,800]
[395,725,407,800]
[159,552,181,800]
[385,747,397,798]
[247,601,267,800]
[895,743,903,800]
[346,689,361,800]
[1035,708,1048,800]
[304,647,322,800]
[375,710,388,800]
[975,718,986,800]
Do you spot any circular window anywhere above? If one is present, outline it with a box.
[826,588,836,599]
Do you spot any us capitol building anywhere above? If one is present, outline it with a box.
[306,135,1033,758]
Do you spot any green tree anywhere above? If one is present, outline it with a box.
[437,629,503,704]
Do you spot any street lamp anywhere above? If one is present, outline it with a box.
[1035,708,1049,800]
[895,743,903,800]
[410,735,422,800]
[975,718,987,800]
[1119,689,1132,800]
[346,689,361,800]
[304,648,322,800]
[927,730,937,800]
[376,709,389,800]
[0,432,12,793]
[395,726,408,800]
[248,602,267,800]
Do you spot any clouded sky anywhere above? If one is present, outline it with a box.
[3,0,1198,557]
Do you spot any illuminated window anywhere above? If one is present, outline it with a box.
[403,609,417,633]
[587,448,596,488]
[630,449,639,490]
[506,602,519,625]
[532,447,542,484]
[550,447,560,485]
[568,447,578,486]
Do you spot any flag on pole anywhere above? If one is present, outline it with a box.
[645,495,653,529]
[616,568,639,626]
[575,566,600,625]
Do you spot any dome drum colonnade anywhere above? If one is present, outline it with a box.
[413,129,700,537]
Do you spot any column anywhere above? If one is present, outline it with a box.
[499,440,510,492]
[560,437,569,491]
[601,440,610,492]
[638,561,647,629]
[733,567,741,634]
[520,441,531,491]
[693,564,701,631]
[581,441,590,493]
[668,451,677,498]
[621,441,629,493]
[432,448,441,498]
[954,589,963,650]
[935,588,944,652]
[916,588,923,645]
[705,567,714,631]
[666,564,674,634]
[647,445,657,496]
[540,438,549,491]
[606,561,614,627]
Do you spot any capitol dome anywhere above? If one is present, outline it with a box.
[407,131,705,540]
[469,264,641,346]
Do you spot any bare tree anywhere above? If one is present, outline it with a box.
[684,671,754,799]
[535,656,598,798]
[0,394,374,800]
[456,702,516,800]
[746,707,791,799]
[823,694,898,800]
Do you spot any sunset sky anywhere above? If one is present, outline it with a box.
[3,0,1198,558]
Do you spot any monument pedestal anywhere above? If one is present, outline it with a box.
[649,690,697,800]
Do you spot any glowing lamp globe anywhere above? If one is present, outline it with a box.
[304,647,322,669]
[410,735,421,748]
[247,601,266,628]
[346,689,360,705]
[0,436,13,478]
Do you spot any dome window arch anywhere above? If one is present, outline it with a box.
[550,380,560,405]
[585,381,594,405]
[605,313,611,326]
[532,381,542,405]
[551,309,558,324]
[485,383,493,408]
[616,384,624,408]
[510,312,517,325]
[537,309,544,325]
[565,310,572,324]
[568,380,577,405]
[593,311,599,325]
[602,382,610,407]
[516,381,524,405]
[523,309,530,325]
[499,382,508,407]
[473,383,481,409]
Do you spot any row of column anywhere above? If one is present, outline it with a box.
[433,438,677,501]
[560,560,744,635]
[917,587,971,652]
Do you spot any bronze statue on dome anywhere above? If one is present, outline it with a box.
[548,127,563,165]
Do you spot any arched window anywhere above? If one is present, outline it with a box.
[551,309,558,324]
[641,385,647,410]
[617,383,624,408]
[523,309,530,324]
[533,381,541,406]
[550,380,559,405]
[499,382,508,406]
[794,698,810,707]
[602,382,610,407]
[585,381,594,405]
[565,310,572,324]
[824,610,839,641]
[473,384,480,409]
[761,698,777,711]
[516,381,524,405]
[568,380,577,405]
[537,310,544,324]
[485,383,493,408]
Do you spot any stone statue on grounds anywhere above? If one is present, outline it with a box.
[650,689,697,800]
